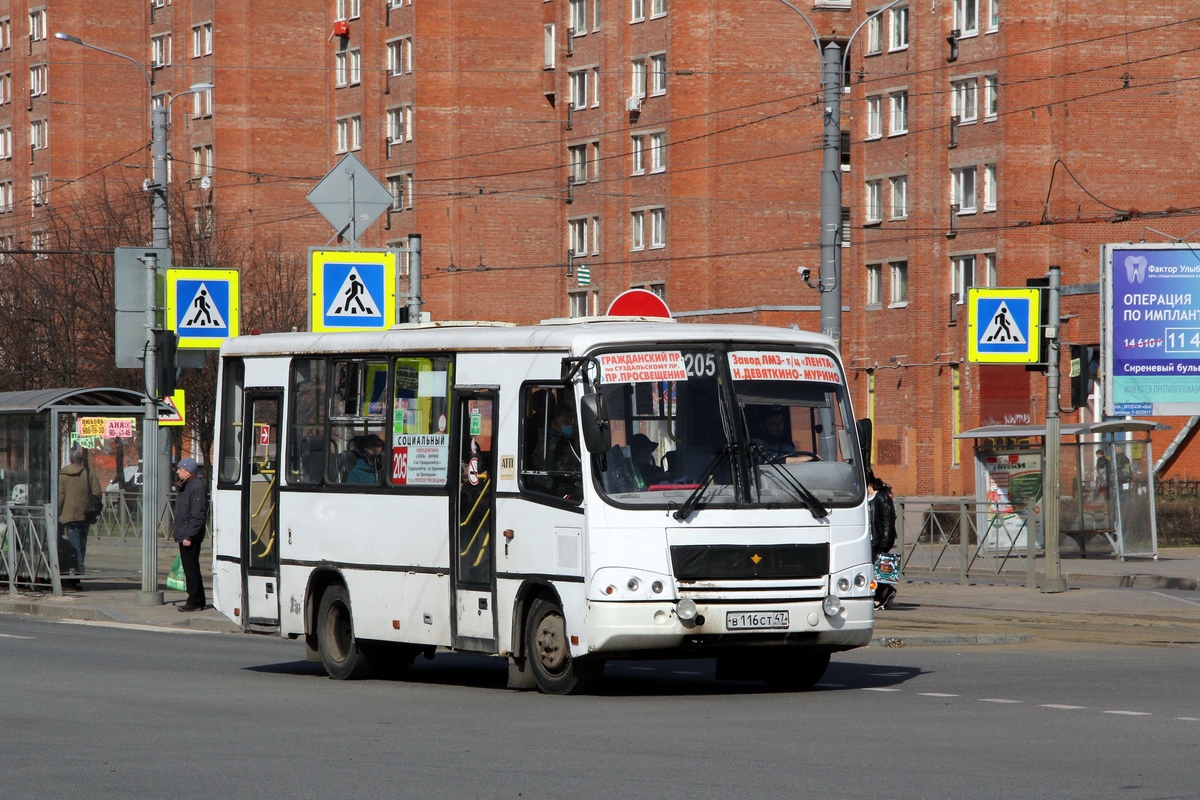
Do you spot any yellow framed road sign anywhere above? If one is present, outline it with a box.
[159,389,186,427]
[967,288,1042,364]
[310,249,397,332]
[166,268,240,349]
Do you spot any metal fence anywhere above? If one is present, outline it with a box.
[0,504,58,595]
[896,497,1041,586]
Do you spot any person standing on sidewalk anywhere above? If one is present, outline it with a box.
[57,450,101,589]
[173,457,208,612]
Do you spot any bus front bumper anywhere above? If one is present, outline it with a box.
[585,597,873,654]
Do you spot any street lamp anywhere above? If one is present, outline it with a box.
[55,31,212,606]
[774,0,903,348]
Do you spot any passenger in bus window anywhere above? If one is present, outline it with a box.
[630,433,665,484]
[347,434,384,484]
[534,403,582,500]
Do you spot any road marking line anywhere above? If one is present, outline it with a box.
[55,619,215,635]
[0,632,33,639]
[1104,710,1151,716]
[1177,717,1200,721]
[980,698,1022,704]
[920,692,959,697]
[863,687,901,692]
[1150,591,1200,609]
[1040,704,1087,710]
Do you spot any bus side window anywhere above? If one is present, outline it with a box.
[518,385,582,503]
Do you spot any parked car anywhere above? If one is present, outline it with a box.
[105,466,143,495]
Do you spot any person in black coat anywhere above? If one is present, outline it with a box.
[173,457,208,611]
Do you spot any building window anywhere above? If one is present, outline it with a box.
[650,54,667,95]
[192,23,213,57]
[841,206,851,246]
[866,264,882,307]
[190,144,214,178]
[890,91,908,134]
[0,19,10,50]
[592,66,600,107]
[570,0,587,33]
[0,73,9,105]
[0,181,11,212]
[32,230,48,258]
[988,0,999,31]
[891,175,907,218]
[570,69,588,110]
[890,261,909,305]
[544,24,555,69]
[632,0,645,23]
[335,51,348,86]
[570,291,597,318]
[569,217,589,256]
[151,34,171,68]
[650,132,665,172]
[29,119,47,150]
[28,8,46,42]
[631,58,647,98]
[955,0,978,37]
[0,127,9,160]
[840,129,851,170]
[866,96,882,139]
[951,255,975,301]
[568,143,588,184]
[650,207,665,248]
[985,75,998,118]
[348,49,361,85]
[388,173,413,210]
[631,209,645,250]
[952,78,977,123]
[387,38,412,75]
[631,135,645,174]
[336,119,349,152]
[984,164,996,211]
[651,0,666,17]
[865,16,882,55]
[192,87,213,118]
[952,166,977,213]
[865,180,882,224]
[984,253,996,286]
[29,64,47,97]
[890,6,909,50]
[31,174,47,206]
[387,107,413,142]
[336,0,360,20]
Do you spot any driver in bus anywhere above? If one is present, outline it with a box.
[752,408,814,464]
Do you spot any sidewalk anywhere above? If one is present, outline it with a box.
[1,539,1197,647]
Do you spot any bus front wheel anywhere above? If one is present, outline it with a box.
[524,597,603,695]
[317,585,373,680]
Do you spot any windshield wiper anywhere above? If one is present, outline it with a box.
[672,445,732,521]
[750,444,829,519]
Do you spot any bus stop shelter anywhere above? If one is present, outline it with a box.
[0,387,150,595]
[956,420,1165,560]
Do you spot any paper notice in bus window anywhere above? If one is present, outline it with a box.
[419,371,447,397]
[392,434,449,485]
[598,351,688,383]
[727,351,843,385]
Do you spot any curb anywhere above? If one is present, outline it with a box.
[871,633,1035,648]
[0,600,240,634]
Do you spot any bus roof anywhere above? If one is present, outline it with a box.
[219,319,837,359]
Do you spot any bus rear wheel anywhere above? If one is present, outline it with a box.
[524,597,603,695]
[317,585,373,680]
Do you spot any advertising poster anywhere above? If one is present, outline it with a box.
[1104,244,1200,416]
[980,449,1043,551]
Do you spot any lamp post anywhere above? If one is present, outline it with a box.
[774,0,903,348]
[55,32,212,606]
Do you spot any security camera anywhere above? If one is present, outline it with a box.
[798,267,811,282]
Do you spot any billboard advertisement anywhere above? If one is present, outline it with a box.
[1103,243,1200,416]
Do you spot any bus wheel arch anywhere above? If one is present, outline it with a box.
[308,571,374,680]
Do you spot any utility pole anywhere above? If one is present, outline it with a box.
[1041,265,1067,593]
[819,41,842,346]
[406,234,422,324]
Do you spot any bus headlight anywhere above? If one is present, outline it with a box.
[627,577,640,592]
[854,573,868,589]
[822,595,842,618]
[676,599,699,621]
[836,577,851,593]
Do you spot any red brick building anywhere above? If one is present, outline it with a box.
[4,0,1199,493]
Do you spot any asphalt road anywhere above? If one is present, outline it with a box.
[2,614,1196,800]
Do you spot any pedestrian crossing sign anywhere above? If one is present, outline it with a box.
[310,249,397,332]
[967,288,1041,364]
[166,268,240,349]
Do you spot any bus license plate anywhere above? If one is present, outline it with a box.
[726,611,789,630]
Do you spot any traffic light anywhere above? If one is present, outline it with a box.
[155,329,178,398]
[1025,276,1050,372]
[1070,344,1097,409]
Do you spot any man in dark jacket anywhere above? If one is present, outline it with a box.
[173,457,208,611]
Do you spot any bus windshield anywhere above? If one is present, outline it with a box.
[593,346,863,510]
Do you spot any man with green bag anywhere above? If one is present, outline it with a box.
[173,457,208,611]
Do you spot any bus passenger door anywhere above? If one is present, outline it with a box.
[242,392,282,629]
[452,390,498,652]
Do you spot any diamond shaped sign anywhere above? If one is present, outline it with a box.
[306,153,393,244]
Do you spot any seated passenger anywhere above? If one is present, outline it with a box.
[629,433,666,484]
[346,434,384,484]
[531,404,582,500]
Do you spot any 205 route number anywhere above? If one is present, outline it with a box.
[726,610,789,630]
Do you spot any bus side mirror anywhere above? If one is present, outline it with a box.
[580,392,612,454]
[856,418,873,471]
